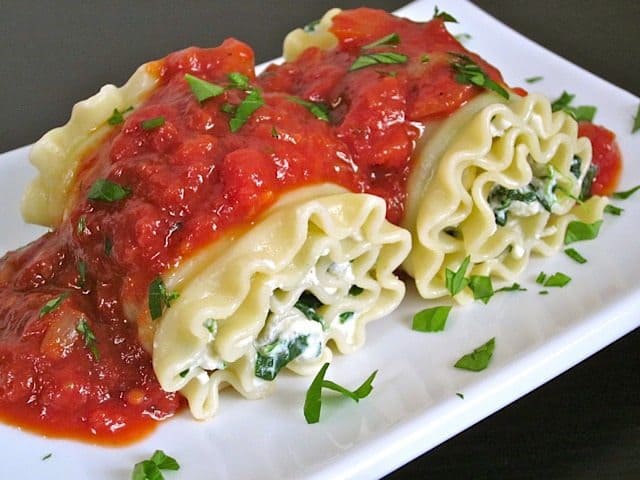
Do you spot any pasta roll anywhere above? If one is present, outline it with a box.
[153,184,410,419]
[283,8,341,62]
[402,93,607,302]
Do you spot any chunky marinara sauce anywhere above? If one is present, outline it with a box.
[0,8,621,444]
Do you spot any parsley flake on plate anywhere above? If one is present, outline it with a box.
[304,362,377,424]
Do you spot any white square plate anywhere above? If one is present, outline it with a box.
[1,1,639,478]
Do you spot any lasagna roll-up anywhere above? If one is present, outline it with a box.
[402,92,606,301]
[156,184,409,419]
[19,39,410,421]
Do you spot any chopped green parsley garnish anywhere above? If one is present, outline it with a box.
[303,19,320,32]
[420,54,430,63]
[495,282,527,293]
[184,73,224,103]
[564,220,603,244]
[287,96,330,121]
[339,311,354,323]
[525,76,544,83]
[271,126,280,139]
[604,204,623,216]
[363,32,400,49]
[535,272,547,285]
[445,255,470,296]
[433,6,458,23]
[454,337,495,372]
[564,248,587,264]
[107,106,134,126]
[39,293,69,317]
[140,116,165,130]
[179,368,189,378]
[229,89,264,132]
[104,237,113,256]
[77,259,87,288]
[132,450,180,480]
[77,215,87,235]
[544,272,572,287]
[450,53,509,99]
[539,290,549,295]
[468,275,493,304]
[76,318,99,361]
[203,318,218,336]
[550,91,597,122]
[349,285,364,296]
[456,392,464,399]
[412,305,452,332]
[148,277,179,320]
[221,102,236,114]
[87,179,131,202]
[632,103,640,134]
[612,185,640,199]
[41,453,52,461]
[304,362,377,424]
[455,33,472,42]
[349,52,408,72]
[227,72,251,90]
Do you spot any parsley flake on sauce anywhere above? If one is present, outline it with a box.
[304,362,377,424]
[564,220,603,244]
[77,215,87,235]
[632,103,640,134]
[107,106,133,125]
[229,89,264,132]
[87,179,131,202]
[363,32,400,49]
[148,277,180,320]
[450,53,509,99]
[445,255,470,296]
[454,337,495,372]
[77,259,87,288]
[76,318,99,361]
[39,293,69,317]
[227,72,251,90]
[140,116,165,130]
[287,96,330,121]
[349,52,408,72]
[132,450,180,480]
[564,248,587,264]
[412,305,452,332]
[612,184,640,200]
[184,73,224,103]
[433,6,458,23]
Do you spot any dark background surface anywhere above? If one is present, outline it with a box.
[1,1,638,479]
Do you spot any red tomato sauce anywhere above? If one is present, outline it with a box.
[578,122,622,195]
[0,8,619,445]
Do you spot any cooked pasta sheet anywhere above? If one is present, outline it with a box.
[402,92,607,302]
[154,184,410,419]
[22,63,160,228]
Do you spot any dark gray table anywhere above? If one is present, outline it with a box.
[1,1,638,478]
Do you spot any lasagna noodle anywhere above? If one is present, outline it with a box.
[153,184,411,419]
[402,93,607,302]
[21,63,159,228]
